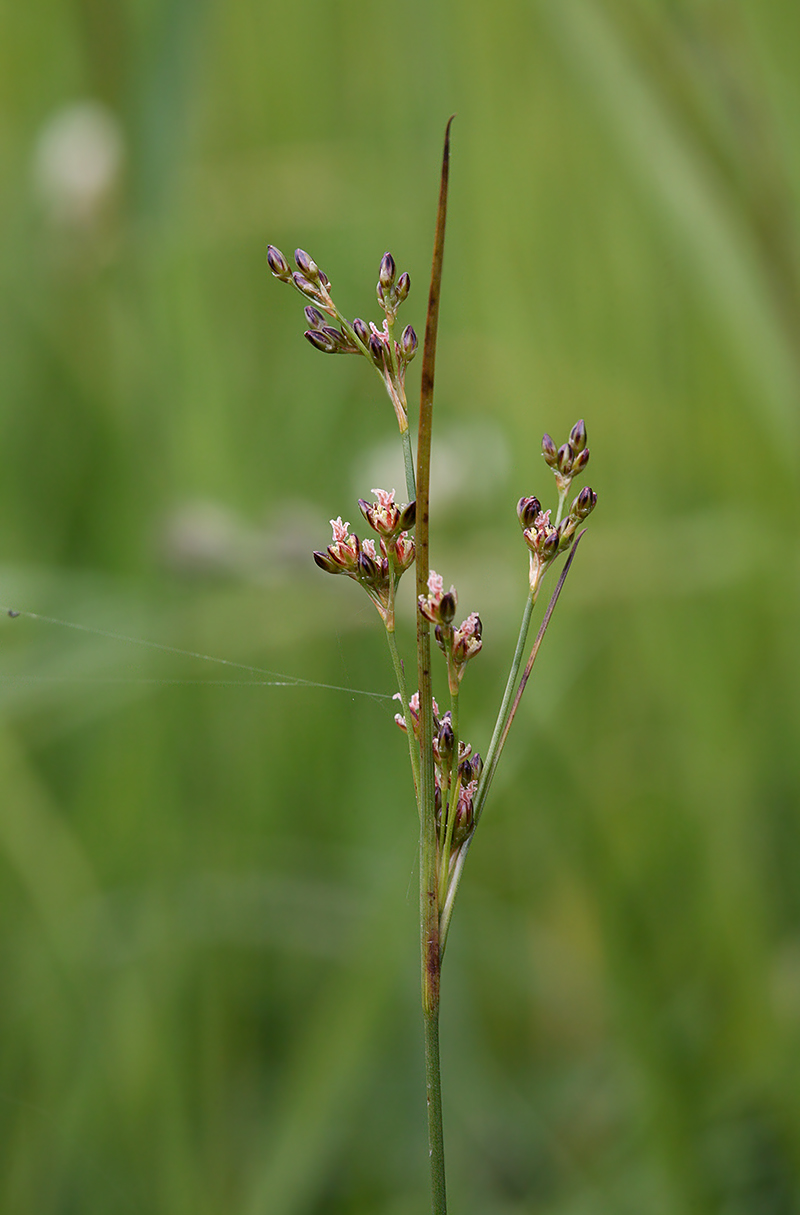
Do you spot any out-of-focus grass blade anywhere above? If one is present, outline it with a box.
[243,860,412,1215]
[544,0,799,464]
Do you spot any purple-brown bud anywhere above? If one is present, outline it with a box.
[353,318,370,347]
[401,324,418,362]
[541,529,560,561]
[294,248,319,281]
[398,500,416,531]
[542,433,558,467]
[569,419,587,453]
[517,496,542,529]
[437,717,455,763]
[557,443,574,474]
[313,550,340,574]
[304,329,335,353]
[572,447,590,475]
[292,271,319,299]
[396,272,410,302]
[304,305,326,328]
[267,245,292,281]
[368,334,386,367]
[439,591,457,625]
[573,486,597,519]
[379,251,396,290]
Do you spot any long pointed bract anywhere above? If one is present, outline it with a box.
[417,116,454,1215]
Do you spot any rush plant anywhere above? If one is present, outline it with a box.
[267,121,597,1215]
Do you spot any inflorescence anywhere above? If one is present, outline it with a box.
[268,244,597,899]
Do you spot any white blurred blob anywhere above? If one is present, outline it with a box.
[32,100,124,229]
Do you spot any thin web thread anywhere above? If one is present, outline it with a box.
[0,607,392,703]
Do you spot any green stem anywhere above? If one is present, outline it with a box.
[438,586,535,955]
[424,1006,447,1215]
[439,533,586,954]
[385,625,420,806]
[474,588,536,829]
[438,681,460,898]
[401,427,417,503]
[416,117,453,1215]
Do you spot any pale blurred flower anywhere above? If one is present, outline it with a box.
[32,100,124,228]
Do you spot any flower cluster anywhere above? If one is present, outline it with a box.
[517,421,598,595]
[313,490,415,628]
[419,571,483,691]
[267,245,417,430]
[542,418,591,497]
[394,693,482,853]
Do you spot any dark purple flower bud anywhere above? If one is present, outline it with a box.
[353,318,370,346]
[321,326,349,351]
[438,718,455,762]
[439,591,457,625]
[542,529,560,561]
[294,248,319,281]
[304,305,326,328]
[267,245,292,281]
[470,752,483,780]
[542,433,558,467]
[401,324,418,362]
[572,447,590,475]
[357,551,379,584]
[558,516,578,548]
[396,272,410,302]
[517,496,542,529]
[569,419,587,453]
[368,334,386,367]
[557,442,574,473]
[313,550,340,574]
[317,268,330,288]
[304,329,335,353]
[398,500,416,531]
[292,271,319,298]
[379,251,396,290]
[451,792,475,848]
[573,486,597,519]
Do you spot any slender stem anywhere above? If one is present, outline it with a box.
[439,533,586,954]
[438,682,460,898]
[416,117,453,1215]
[473,587,536,829]
[401,427,417,503]
[385,625,420,805]
[424,1007,447,1215]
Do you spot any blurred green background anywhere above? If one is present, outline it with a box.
[1,0,799,1211]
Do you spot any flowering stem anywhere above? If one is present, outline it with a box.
[438,586,536,947]
[474,588,536,828]
[401,427,417,503]
[438,534,585,954]
[438,685,461,898]
[416,117,453,1215]
[385,625,420,807]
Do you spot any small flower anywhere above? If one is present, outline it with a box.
[394,691,440,738]
[313,517,393,619]
[452,612,482,673]
[418,570,457,627]
[393,531,415,573]
[522,508,560,593]
[451,780,478,848]
[358,488,402,537]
